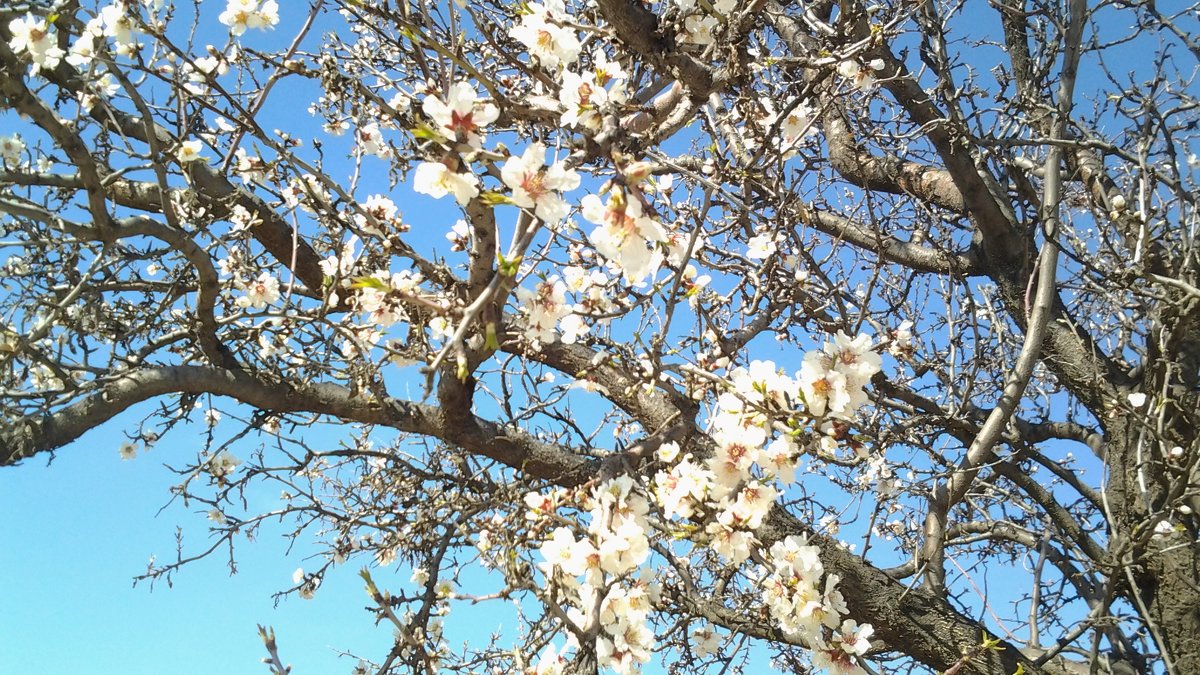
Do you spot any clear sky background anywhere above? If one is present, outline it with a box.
[0,408,398,674]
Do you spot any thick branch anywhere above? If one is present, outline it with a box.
[1,366,592,484]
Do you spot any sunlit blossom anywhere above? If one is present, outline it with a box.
[413,161,479,205]
[8,14,65,72]
[219,0,280,36]
[501,143,580,222]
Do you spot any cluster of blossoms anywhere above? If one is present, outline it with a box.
[413,83,586,226]
[517,276,572,345]
[761,537,874,673]
[8,3,146,110]
[531,477,657,675]
[508,1,632,133]
[558,51,629,131]
[354,269,423,328]
[516,264,621,347]
[651,335,882,670]
[206,450,242,480]
[412,83,497,205]
[800,332,882,419]
[525,335,883,673]
[181,48,233,96]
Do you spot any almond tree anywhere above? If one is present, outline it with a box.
[2,1,1198,674]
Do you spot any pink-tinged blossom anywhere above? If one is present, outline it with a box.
[824,331,882,388]
[517,276,570,344]
[421,82,498,148]
[799,352,852,418]
[524,490,558,517]
[705,521,755,564]
[708,433,760,487]
[559,70,608,130]
[596,636,639,675]
[355,122,392,159]
[582,191,667,285]
[810,620,874,674]
[654,455,714,519]
[355,279,401,327]
[664,229,707,267]
[238,272,280,309]
[608,619,653,669]
[726,481,777,530]
[413,161,479,205]
[762,436,800,483]
[811,649,868,675]
[500,142,580,222]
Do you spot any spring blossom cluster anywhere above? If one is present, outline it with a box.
[525,334,882,674]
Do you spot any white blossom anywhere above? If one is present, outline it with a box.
[509,4,581,70]
[413,161,479,205]
[422,83,499,148]
[175,140,206,164]
[219,0,280,36]
[8,14,65,72]
[0,135,25,166]
[238,272,280,309]
[501,143,580,222]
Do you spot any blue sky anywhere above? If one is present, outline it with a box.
[0,5,410,673]
[0,403,391,674]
